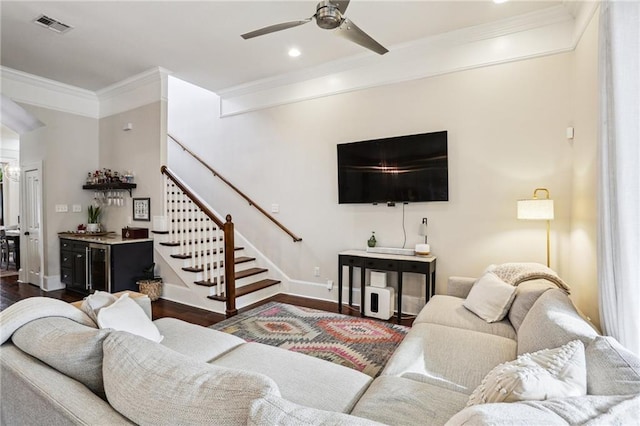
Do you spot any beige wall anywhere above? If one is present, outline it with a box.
[169,47,589,312]
[98,101,165,232]
[19,104,99,281]
[568,12,600,329]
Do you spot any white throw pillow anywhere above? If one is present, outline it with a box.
[80,290,117,323]
[97,293,163,342]
[463,272,517,322]
[467,340,587,406]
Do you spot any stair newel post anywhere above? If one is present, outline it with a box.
[224,214,237,317]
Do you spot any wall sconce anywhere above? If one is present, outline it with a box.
[517,188,554,267]
[416,218,430,256]
[3,163,20,182]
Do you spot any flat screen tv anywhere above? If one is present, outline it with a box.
[337,131,448,204]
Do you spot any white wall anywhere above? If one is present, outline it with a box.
[19,104,99,282]
[99,101,165,232]
[168,47,588,313]
[568,11,599,330]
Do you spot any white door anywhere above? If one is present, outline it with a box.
[21,163,43,287]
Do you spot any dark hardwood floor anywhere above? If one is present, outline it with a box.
[0,275,414,327]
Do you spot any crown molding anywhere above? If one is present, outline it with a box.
[1,66,99,118]
[97,67,172,118]
[1,66,172,119]
[218,2,597,116]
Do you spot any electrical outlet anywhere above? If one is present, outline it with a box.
[271,204,279,213]
[313,266,320,277]
[327,280,333,290]
[72,204,82,213]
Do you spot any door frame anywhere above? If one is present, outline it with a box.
[19,161,44,289]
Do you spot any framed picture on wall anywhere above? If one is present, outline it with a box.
[133,198,150,221]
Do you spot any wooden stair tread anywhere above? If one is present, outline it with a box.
[194,267,268,286]
[207,279,281,301]
[170,246,243,260]
[182,256,255,273]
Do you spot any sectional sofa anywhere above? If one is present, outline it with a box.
[1,266,639,425]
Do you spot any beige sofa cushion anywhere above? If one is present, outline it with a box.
[211,342,372,413]
[517,289,598,355]
[586,336,640,395]
[352,375,468,426]
[102,331,280,425]
[382,323,516,394]
[155,317,245,363]
[508,279,556,332]
[0,343,134,425]
[11,317,110,395]
[248,394,384,426]
[415,295,516,340]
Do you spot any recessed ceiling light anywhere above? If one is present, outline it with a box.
[493,0,509,3]
[288,48,301,58]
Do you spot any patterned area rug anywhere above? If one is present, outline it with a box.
[211,302,409,378]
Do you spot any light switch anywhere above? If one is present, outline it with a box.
[72,204,82,212]
[55,204,68,213]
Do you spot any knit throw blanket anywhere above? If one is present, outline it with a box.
[488,263,571,294]
[0,297,96,345]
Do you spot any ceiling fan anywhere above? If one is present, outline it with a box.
[241,0,388,55]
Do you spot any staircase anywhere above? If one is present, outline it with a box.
[155,166,281,317]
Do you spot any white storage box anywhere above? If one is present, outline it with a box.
[364,286,395,320]
[370,271,387,288]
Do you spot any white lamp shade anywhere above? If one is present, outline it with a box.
[517,199,554,220]
[418,223,428,236]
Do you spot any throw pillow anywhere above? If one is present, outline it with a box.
[11,317,110,395]
[248,394,385,426]
[463,272,517,322]
[80,291,117,323]
[97,293,163,342]
[467,339,586,406]
[585,336,640,395]
[103,331,280,425]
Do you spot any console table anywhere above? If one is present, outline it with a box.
[338,250,437,324]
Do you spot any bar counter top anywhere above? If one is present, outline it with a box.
[58,232,153,245]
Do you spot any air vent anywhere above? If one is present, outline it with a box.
[33,14,73,34]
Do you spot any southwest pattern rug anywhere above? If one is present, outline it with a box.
[211,302,409,378]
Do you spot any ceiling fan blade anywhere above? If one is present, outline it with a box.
[335,18,388,55]
[241,18,312,40]
[332,0,350,15]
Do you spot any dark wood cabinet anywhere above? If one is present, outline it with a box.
[60,237,153,295]
[60,239,88,292]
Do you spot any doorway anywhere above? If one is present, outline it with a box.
[20,162,43,288]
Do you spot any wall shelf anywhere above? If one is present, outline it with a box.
[83,182,137,196]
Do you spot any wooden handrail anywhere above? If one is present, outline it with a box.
[161,165,238,316]
[168,134,302,243]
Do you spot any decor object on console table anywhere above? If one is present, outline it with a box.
[517,188,554,267]
[367,232,376,248]
[416,217,431,255]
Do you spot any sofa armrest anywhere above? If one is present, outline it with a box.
[447,277,476,299]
